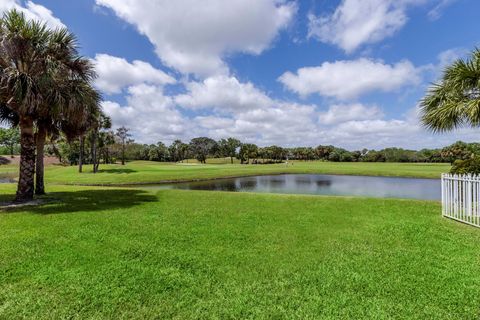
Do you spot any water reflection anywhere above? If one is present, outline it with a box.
[163,174,441,200]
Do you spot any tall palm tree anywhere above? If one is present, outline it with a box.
[0,10,101,201]
[420,48,480,132]
[0,10,54,201]
[35,66,100,194]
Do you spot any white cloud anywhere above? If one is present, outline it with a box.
[93,54,176,94]
[307,0,460,53]
[318,103,383,125]
[175,76,274,113]
[279,58,421,100]
[308,0,413,53]
[428,0,457,20]
[436,47,467,68]
[95,0,296,76]
[0,0,65,29]
[103,84,188,143]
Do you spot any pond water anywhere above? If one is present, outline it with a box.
[0,176,14,183]
[152,174,441,200]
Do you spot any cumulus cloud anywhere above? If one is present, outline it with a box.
[93,54,176,94]
[95,0,296,76]
[102,84,188,143]
[318,103,384,125]
[308,0,456,53]
[279,58,421,100]
[0,0,65,29]
[308,0,414,53]
[175,76,274,113]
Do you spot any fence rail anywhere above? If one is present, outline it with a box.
[441,173,480,228]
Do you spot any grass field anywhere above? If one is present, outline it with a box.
[0,160,450,186]
[2,160,477,319]
[1,183,479,319]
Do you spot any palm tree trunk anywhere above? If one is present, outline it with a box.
[79,136,84,173]
[10,144,14,158]
[15,117,35,202]
[35,125,47,195]
[121,141,125,165]
[92,131,97,173]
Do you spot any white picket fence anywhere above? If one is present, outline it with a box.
[441,174,480,228]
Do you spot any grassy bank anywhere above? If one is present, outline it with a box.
[0,161,450,186]
[0,183,478,318]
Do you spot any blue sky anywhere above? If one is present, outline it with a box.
[3,0,480,149]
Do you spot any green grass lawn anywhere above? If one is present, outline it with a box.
[0,183,479,319]
[0,160,450,186]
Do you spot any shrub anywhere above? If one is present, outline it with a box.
[450,158,480,175]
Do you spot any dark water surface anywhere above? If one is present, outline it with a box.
[151,174,441,200]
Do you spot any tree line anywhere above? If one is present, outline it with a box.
[32,132,480,165]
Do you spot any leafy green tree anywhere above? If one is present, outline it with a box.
[148,142,169,161]
[169,140,189,162]
[0,127,20,157]
[189,137,217,163]
[116,126,132,165]
[420,48,480,132]
[239,143,258,164]
[315,145,335,160]
[440,141,476,164]
[218,137,242,164]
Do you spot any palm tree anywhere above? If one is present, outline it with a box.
[0,10,54,201]
[420,48,480,132]
[116,126,131,165]
[35,30,100,193]
[0,10,101,200]
[35,81,101,194]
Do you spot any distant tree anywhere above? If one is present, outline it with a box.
[189,137,217,163]
[362,150,385,162]
[0,127,20,157]
[239,143,258,164]
[169,140,189,162]
[420,48,480,132]
[440,141,476,164]
[148,142,169,161]
[116,126,132,165]
[219,137,242,164]
[315,145,335,160]
[88,114,112,173]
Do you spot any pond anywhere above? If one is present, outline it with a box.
[151,174,441,200]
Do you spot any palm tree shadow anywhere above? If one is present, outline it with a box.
[1,189,157,215]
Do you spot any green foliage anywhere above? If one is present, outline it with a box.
[189,137,218,163]
[420,48,480,132]
[450,157,480,175]
[218,137,242,163]
[440,140,479,164]
[0,126,20,156]
[239,143,258,163]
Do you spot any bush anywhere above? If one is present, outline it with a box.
[450,158,480,175]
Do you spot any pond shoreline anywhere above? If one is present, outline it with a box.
[32,171,442,188]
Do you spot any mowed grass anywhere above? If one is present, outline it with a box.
[0,183,479,319]
[0,160,450,186]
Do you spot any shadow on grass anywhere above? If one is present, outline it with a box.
[0,156,11,165]
[1,189,157,215]
[97,168,137,174]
